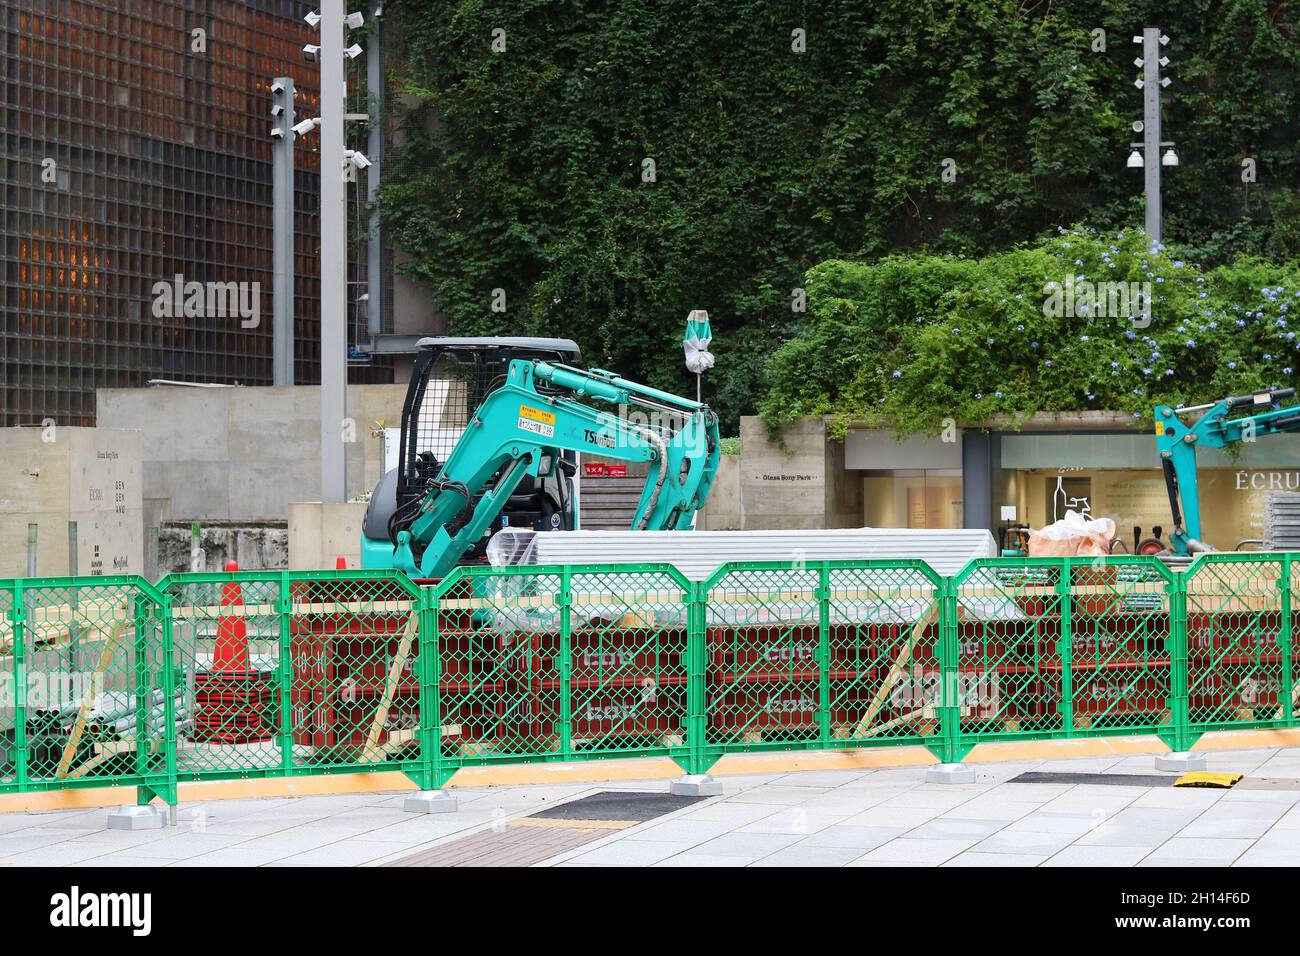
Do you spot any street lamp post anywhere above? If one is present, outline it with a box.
[319,0,348,504]
[270,77,295,386]
[1131,28,1177,246]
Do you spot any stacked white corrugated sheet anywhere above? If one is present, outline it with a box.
[527,528,997,579]
[480,528,1015,630]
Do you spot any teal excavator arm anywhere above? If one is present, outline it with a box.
[372,359,719,578]
[1155,386,1299,555]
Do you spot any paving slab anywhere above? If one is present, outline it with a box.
[10,744,1300,868]
[854,837,977,865]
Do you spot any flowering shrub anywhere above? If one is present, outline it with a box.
[760,228,1300,437]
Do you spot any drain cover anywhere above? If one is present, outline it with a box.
[530,790,705,822]
[385,791,707,867]
[1009,771,1176,787]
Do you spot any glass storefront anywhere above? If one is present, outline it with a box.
[998,432,1300,550]
[847,427,1300,549]
[862,472,964,529]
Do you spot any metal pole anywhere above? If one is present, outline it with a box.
[26,523,37,577]
[68,520,79,689]
[321,0,348,503]
[273,77,296,386]
[1142,27,1162,246]
[147,525,160,582]
[365,4,384,345]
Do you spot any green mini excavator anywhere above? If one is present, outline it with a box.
[360,336,720,578]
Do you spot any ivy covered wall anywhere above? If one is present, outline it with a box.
[381,0,1300,432]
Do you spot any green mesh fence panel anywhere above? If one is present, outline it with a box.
[285,574,424,771]
[825,564,942,745]
[161,570,422,781]
[1066,558,1174,735]
[955,561,1067,741]
[1186,554,1287,731]
[164,573,285,778]
[704,564,822,749]
[430,564,692,768]
[432,567,563,764]
[1289,556,1300,727]
[560,568,690,757]
[3,578,167,792]
[701,561,942,753]
[953,557,1173,743]
[5,553,1300,800]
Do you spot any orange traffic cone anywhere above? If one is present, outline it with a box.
[212,559,248,671]
[194,559,273,744]
[336,555,347,570]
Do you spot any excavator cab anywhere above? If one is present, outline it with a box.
[363,336,583,570]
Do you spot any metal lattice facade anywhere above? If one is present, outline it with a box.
[1,0,390,426]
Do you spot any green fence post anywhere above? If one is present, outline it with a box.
[938,576,961,764]
[12,581,28,792]
[277,573,293,776]
[1169,566,1192,751]
[1059,559,1074,736]
[159,588,178,808]
[422,584,442,789]
[134,592,153,804]
[558,566,573,758]
[1280,554,1293,727]
[686,579,708,776]
[816,562,831,747]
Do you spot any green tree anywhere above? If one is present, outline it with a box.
[382,0,1300,431]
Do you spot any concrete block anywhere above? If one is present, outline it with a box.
[0,428,145,577]
[699,455,741,530]
[670,774,723,797]
[403,790,458,814]
[98,387,230,462]
[1155,751,1207,772]
[288,501,367,570]
[739,416,826,529]
[152,460,231,521]
[926,763,977,784]
[107,804,166,830]
[228,461,315,522]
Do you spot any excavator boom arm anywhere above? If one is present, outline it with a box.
[1155,386,1299,554]
[389,359,718,578]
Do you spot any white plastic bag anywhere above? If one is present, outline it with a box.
[1027,510,1116,557]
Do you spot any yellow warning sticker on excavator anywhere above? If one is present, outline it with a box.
[518,404,555,438]
[519,404,556,426]
[1155,421,1165,436]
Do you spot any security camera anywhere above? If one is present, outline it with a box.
[271,127,285,139]
[292,117,320,136]
[304,10,321,28]
[344,11,365,29]
[271,103,284,116]
[303,44,320,62]
[1132,120,1144,133]
[346,149,371,169]
[345,43,363,59]
[270,79,286,95]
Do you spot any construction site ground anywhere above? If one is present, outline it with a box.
[6,746,1300,867]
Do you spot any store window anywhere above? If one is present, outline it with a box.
[862,472,964,529]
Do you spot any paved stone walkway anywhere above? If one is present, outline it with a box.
[5,747,1300,866]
